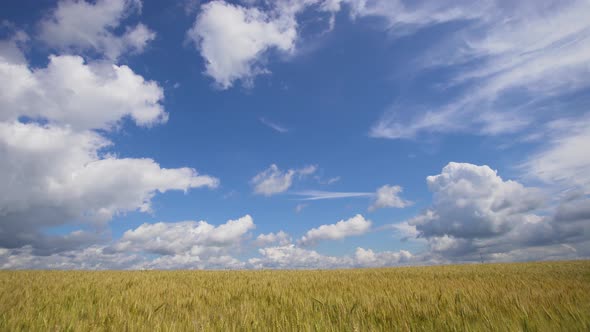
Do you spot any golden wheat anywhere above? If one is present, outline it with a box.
[0,261,588,331]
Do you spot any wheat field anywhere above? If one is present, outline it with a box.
[0,260,588,331]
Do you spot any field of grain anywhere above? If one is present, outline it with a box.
[0,261,588,331]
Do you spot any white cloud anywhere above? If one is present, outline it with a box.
[111,215,254,256]
[251,164,317,196]
[139,254,246,270]
[254,231,291,246]
[299,214,371,245]
[294,184,411,210]
[396,162,590,263]
[522,115,590,191]
[369,184,412,211]
[187,1,298,89]
[0,121,218,252]
[185,0,489,89]
[0,31,28,64]
[293,190,373,200]
[0,215,253,270]
[0,243,248,270]
[260,117,289,133]
[0,54,167,131]
[248,244,350,269]
[315,176,341,185]
[295,203,307,213]
[353,247,413,268]
[0,245,143,270]
[248,244,418,269]
[411,162,544,239]
[39,0,156,59]
[370,0,590,139]
[341,0,486,30]
[0,37,218,254]
[389,221,420,241]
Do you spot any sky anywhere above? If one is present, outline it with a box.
[0,0,589,269]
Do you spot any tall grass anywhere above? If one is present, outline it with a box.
[0,261,588,331]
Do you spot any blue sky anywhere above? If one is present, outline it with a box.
[0,0,589,269]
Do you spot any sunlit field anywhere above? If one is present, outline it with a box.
[1,261,588,331]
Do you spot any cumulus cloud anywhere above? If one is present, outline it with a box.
[412,162,545,239]
[251,164,317,196]
[0,244,248,270]
[0,121,218,253]
[353,247,413,268]
[254,231,291,247]
[0,54,166,131]
[110,215,254,256]
[248,244,416,269]
[1,216,254,270]
[187,0,298,88]
[139,254,246,270]
[369,185,412,211]
[0,33,218,254]
[299,214,371,245]
[39,0,156,59]
[248,245,349,269]
[393,162,590,263]
[0,245,144,270]
[0,30,28,64]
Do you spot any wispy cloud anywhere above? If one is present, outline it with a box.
[370,0,590,140]
[293,190,374,201]
[295,203,307,213]
[260,117,289,133]
[315,175,341,185]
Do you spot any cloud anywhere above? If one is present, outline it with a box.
[394,162,590,263]
[295,184,410,211]
[315,176,341,185]
[0,245,144,270]
[260,117,289,133]
[0,121,218,253]
[293,190,373,200]
[0,34,218,254]
[299,214,371,245]
[369,0,590,139]
[388,221,421,242]
[340,0,485,30]
[295,203,307,213]
[1,215,253,270]
[254,231,291,247]
[187,1,298,89]
[248,244,417,269]
[0,30,28,64]
[412,162,545,239]
[251,164,317,196]
[39,0,156,60]
[0,54,167,131]
[248,245,348,269]
[521,115,590,191]
[369,185,412,211]
[139,254,246,270]
[184,0,488,89]
[353,247,413,268]
[110,215,254,256]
